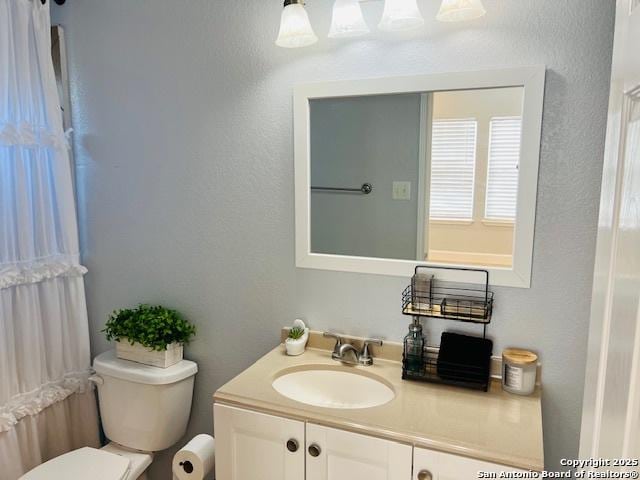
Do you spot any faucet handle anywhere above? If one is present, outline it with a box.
[323,332,343,355]
[359,338,383,366]
[364,338,383,347]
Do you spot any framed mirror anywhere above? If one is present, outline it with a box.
[294,67,545,287]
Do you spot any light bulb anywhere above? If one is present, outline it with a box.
[328,0,370,38]
[436,0,486,22]
[275,0,318,48]
[378,0,424,32]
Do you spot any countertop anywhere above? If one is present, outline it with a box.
[213,342,544,471]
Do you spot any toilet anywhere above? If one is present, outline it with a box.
[21,350,198,480]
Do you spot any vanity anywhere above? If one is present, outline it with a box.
[213,332,544,480]
[212,67,546,479]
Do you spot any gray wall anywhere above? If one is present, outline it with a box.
[310,94,421,260]
[51,0,614,477]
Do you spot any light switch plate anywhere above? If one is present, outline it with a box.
[392,181,411,200]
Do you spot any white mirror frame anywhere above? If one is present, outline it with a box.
[294,66,545,288]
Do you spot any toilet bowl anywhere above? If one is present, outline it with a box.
[20,350,198,480]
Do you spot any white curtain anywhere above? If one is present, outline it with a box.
[0,0,100,478]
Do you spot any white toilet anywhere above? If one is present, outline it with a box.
[21,350,198,480]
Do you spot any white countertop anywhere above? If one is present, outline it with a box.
[213,342,544,471]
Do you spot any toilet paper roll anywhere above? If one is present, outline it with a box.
[172,434,215,480]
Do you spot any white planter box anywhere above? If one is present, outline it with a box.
[115,339,183,368]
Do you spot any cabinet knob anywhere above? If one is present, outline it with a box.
[286,439,299,453]
[417,470,433,480]
[308,444,322,457]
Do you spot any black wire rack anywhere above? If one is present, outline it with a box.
[402,349,491,391]
[401,265,493,325]
[401,265,494,392]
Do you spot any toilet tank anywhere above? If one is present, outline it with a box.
[93,350,198,452]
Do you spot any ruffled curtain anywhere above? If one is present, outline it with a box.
[0,0,99,478]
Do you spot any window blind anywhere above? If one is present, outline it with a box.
[485,116,522,221]
[429,119,477,220]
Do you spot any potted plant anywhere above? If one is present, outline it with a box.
[285,319,309,356]
[103,304,196,368]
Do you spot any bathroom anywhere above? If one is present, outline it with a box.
[1,0,638,479]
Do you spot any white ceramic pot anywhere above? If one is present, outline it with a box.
[115,339,183,368]
[285,328,309,356]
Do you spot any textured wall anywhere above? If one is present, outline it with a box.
[51,0,614,476]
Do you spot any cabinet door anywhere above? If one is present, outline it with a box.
[306,423,412,480]
[214,404,305,480]
[413,447,528,480]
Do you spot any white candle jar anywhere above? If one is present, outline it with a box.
[502,348,538,395]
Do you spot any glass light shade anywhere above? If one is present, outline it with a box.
[275,3,318,48]
[378,0,424,32]
[436,0,486,22]
[328,0,370,38]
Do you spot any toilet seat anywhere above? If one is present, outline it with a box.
[101,442,153,479]
[20,447,130,480]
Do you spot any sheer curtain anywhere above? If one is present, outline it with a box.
[0,0,99,478]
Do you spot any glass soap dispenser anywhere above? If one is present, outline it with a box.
[404,318,426,374]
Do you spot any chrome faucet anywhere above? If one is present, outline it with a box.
[323,332,383,366]
[336,343,360,363]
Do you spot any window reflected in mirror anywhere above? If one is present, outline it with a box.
[309,87,524,268]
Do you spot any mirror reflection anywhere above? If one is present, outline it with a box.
[309,87,524,268]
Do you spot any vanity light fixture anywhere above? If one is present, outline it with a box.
[378,0,425,32]
[276,0,486,48]
[275,0,319,49]
[436,0,486,22]
[328,0,370,38]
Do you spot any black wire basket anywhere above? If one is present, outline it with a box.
[402,266,493,324]
[401,265,494,391]
[402,348,491,392]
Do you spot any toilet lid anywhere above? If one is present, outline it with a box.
[21,447,130,480]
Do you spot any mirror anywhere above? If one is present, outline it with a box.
[310,86,523,267]
[295,68,545,287]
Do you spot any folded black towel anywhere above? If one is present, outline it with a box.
[437,332,493,384]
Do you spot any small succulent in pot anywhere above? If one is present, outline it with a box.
[103,304,196,367]
[285,320,309,356]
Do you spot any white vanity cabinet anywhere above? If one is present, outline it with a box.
[214,404,305,480]
[413,447,527,480]
[214,404,411,480]
[214,404,531,480]
[306,423,412,480]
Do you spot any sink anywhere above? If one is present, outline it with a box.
[272,368,395,409]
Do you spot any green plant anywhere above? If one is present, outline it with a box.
[103,304,196,351]
[288,326,305,340]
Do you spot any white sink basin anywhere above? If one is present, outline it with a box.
[272,368,395,409]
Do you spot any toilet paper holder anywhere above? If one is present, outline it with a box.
[178,461,194,474]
